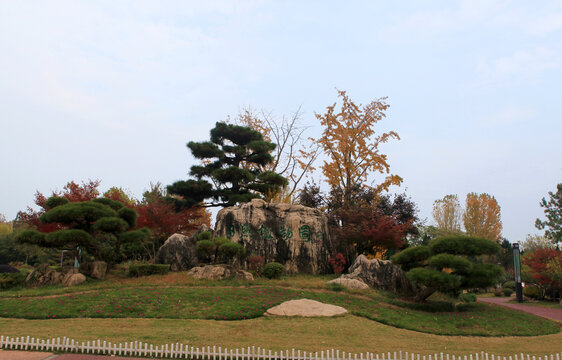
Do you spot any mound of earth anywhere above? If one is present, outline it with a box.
[265,299,347,317]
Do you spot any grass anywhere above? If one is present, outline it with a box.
[0,274,559,336]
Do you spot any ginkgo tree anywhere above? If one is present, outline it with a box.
[463,193,502,242]
[314,90,402,210]
[432,194,463,234]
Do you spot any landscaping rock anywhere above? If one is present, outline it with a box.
[265,299,347,317]
[0,264,19,273]
[61,270,86,287]
[80,261,107,279]
[214,199,333,274]
[186,264,254,281]
[156,233,199,271]
[327,277,369,290]
[342,255,418,296]
[26,265,87,287]
[25,264,60,287]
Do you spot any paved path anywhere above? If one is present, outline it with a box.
[478,297,562,322]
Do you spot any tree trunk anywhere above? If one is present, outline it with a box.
[413,286,438,302]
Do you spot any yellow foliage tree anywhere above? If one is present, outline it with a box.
[463,192,502,242]
[314,90,402,209]
[432,194,463,233]
[0,213,11,235]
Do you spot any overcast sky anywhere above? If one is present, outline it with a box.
[1,1,560,242]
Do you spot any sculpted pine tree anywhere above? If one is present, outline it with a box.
[463,193,502,242]
[168,122,288,208]
[314,90,401,209]
[432,194,463,233]
[392,235,503,301]
[16,197,150,264]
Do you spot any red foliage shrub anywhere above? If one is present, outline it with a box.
[329,252,346,274]
[248,255,265,276]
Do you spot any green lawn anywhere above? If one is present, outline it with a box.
[0,275,559,336]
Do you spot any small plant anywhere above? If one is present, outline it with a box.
[494,288,503,297]
[502,288,514,297]
[328,252,346,274]
[0,270,29,290]
[523,284,543,299]
[263,262,285,279]
[218,242,246,265]
[503,281,516,290]
[128,264,170,277]
[458,293,477,303]
[195,240,216,261]
[326,282,345,292]
[248,255,265,276]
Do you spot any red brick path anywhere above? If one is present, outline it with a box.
[478,297,562,322]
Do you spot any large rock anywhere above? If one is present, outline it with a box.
[61,269,86,287]
[215,199,333,274]
[341,255,418,296]
[327,277,369,290]
[26,265,86,287]
[266,299,347,317]
[80,261,107,279]
[187,264,254,281]
[156,233,200,271]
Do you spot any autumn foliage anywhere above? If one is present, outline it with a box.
[432,194,463,233]
[463,192,502,242]
[315,90,402,208]
[523,248,562,292]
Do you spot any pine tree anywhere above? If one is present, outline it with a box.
[168,122,287,207]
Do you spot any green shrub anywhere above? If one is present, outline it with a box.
[128,264,170,277]
[503,281,516,290]
[523,284,542,299]
[218,242,246,259]
[195,240,216,259]
[0,270,29,290]
[458,293,477,303]
[326,282,345,292]
[502,288,514,296]
[263,262,285,279]
[196,231,213,241]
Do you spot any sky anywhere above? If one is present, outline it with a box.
[0,1,560,243]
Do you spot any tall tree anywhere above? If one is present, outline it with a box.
[314,90,401,209]
[535,183,562,245]
[521,234,556,253]
[463,193,502,242]
[432,194,463,233]
[168,122,288,208]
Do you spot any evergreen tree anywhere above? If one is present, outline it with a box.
[168,122,287,207]
[16,196,149,264]
[392,235,503,301]
[536,183,562,245]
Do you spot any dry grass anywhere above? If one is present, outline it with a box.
[1,316,561,356]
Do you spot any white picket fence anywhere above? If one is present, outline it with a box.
[1,336,561,360]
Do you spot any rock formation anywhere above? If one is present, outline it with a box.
[265,299,347,317]
[80,261,107,279]
[156,233,200,271]
[339,255,418,296]
[214,199,333,274]
[187,264,254,281]
[25,265,86,287]
[327,277,369,290]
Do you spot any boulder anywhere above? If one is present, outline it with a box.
[265,299,347,317]
[61,269,86,287]
[187,264,254,281]
[327,277,369,290]
[215,199,333,274]
[26,265,87,287]
[0,264,19,273]
[80,261,107,279]
[156,233,199,271]
[25,264,61,287]
[341,255,418,296]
